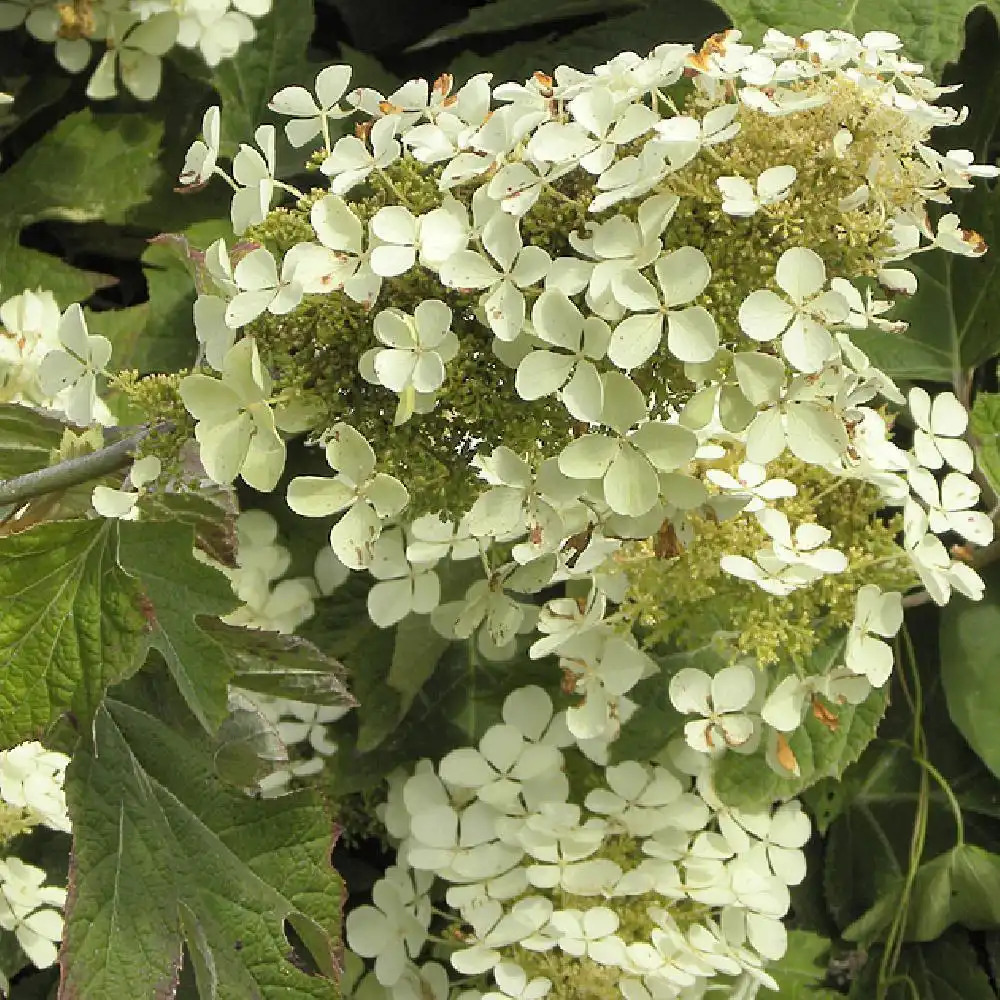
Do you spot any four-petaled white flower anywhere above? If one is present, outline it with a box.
[287,423,409,570]
[908,387,974,474]
[38,304,112,426]
[322,115,402,194]
[557,372,699,517]
[179,105,221,186]
[269,64,353,147]
[607,246,719,368]
[669,664,759,754]
[179,337,286,491]
[362,299,459,425]
[366,528,441,627]
[515,290,610,422]
[440,213,551,342]
[345,865,432,986]
[738,247,849,372]
[907,468,993,546]
[844,584,903,686]
[230,124,278,233]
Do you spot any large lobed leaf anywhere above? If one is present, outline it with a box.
[0,520,147,748]
[118,520,239,733]
[60,673,343,1000]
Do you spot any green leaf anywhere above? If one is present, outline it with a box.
[211,0,316,151]
[0,405,65,480]
[0,519,146,747]
[939,564,1000,779]
[825,733,1000,936]
[387,613,450,716]
[768,931,841,998]
[970,391,1000,501]
[0,111,162,305]
[712,0,1000,81]
[213,692,289,788]
[386,560,481,717]
[204,620,355,708]
[118,519,238,733]
[850,932,996,1000]
[408,0,642,49]
[61,674,343,1000]
[714,683,887,810]
[905,844,1000,940]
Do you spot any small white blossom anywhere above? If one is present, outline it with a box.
[717,165,796,217]
[669,665,759,755]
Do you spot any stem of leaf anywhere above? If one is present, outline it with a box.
[911,754,965,846]
[877,625,929,999]
[0,423,165,508]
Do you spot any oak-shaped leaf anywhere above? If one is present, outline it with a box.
[60,674,343,1000]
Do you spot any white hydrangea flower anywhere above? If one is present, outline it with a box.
[440,213,550,343]
[606,245,719,367]
[908,387,974,474]
[367,529,441,628]
[0,741,70,832]
[86,11,178,102]
[669,665,759,755]
[514,291,610,422]
[844,584,903,686]
[179,337,286,492]
[0,288,63,406]
[584,762,684,837]
[322,115,402,195]
[224,246,307,328]
[738,247,849,373]
[346,866,432,986]
[705,462,796,513]
[558,372,698,517]
[299,194,382,308]
[362,300,459,425]
[286,423,409,570]
[231,124,278,233]
[438,691,564,812]
[450,897,554,975]
[269,64,353,147]
[0,857,65,969]
[716,165,796,217]
[179,105,221,186]
[653,105,740,169]
[907,469,993,546]
[37,303,112,426]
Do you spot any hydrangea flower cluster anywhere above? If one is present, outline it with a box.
[345,685,810,999]
[0,0,272,100]
[0,742,71,969]
[84,23,1000,996]
[168,25,996,738]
